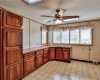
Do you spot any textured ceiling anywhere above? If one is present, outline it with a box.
[0,0,100,25]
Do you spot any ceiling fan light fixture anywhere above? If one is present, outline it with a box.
[22,0,42,4]
[63,17,79,22]
[54,20,62,24]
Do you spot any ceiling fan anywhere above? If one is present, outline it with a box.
[41,9,79,23]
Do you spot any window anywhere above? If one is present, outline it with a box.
[53,28,92,45]
[42,31,47,44]
[53,32,61,43]
[70,29,79,44]
[62,30,69,43]
[80,28,92,44]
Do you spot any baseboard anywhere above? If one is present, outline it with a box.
[71,59,100,64]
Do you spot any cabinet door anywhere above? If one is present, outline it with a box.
[4,29,22,47]
[63,50,70,61]
[44,53,49,63]
[3,11,23,28]
[6,63,22,80]
[56,50,63,60]
[49,48,55,60]
[36,54,43,67]
[24,57,36,75]
[6,48,22,66]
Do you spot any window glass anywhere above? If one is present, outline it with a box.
[53,32,61,43]
[53,28,92,45]
[42,31,47,44]
[70,29,79,44]
[80,29,91,44]
[62,30,69,43]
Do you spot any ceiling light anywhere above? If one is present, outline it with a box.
[63,18,79,22]
[22,0,42,4]
[54,20,62,24]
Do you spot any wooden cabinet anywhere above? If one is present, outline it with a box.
[3,29,23,80]
[63,48,70,61]
[49,47,55,60]
[56,47,70,62]
[0,9,2,80]
[23,52,36,76]
[6,63,22,80]
[36,50,43,67]
[3,11,23,29]
[56,48,63,60]
[1,10,23,80]
[43,48,49,63]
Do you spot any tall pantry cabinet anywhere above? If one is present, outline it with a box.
[0,9,23,80]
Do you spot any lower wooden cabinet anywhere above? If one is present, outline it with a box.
[43,48,49,63]
[44,53,49,63]
[6,63,22,80]
[24,57,35,75]
[49,48,55,60]
[63,49,70,61]
[36,50,43,67]
[56,47,70,62]
[23,47,71,78]
[56,48,63,60]
[23,52,36,76]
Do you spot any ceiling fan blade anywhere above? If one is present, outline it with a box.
[59,9,66,16]
[47,19,54,23]
[41,15,54,18]
[62,16,79,20]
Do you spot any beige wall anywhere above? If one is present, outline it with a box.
[90,21,100,62]
[22,18,43,49]
[48,20,100,62]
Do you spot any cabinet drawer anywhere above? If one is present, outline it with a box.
[36,50,43,53]
[62,48,70,50]
[44,48,48,52]
[56,48,62,51]
[44,50,48,54]
[24,52,35,59]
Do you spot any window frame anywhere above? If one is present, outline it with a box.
[52,29,93,46]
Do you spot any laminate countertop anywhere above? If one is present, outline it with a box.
[23,45,72,54]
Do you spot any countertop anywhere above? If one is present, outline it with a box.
[23,45,72,54]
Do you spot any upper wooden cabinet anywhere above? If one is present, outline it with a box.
[49,48,55,60]
[4,28,22,47]
[2,11,23,29]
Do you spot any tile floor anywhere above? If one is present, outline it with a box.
[22,61,100,80]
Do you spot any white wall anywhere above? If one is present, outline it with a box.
[22,18,43,49]
[48,20,100,62]
[30,20,42,48]
[22,18,30,49]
